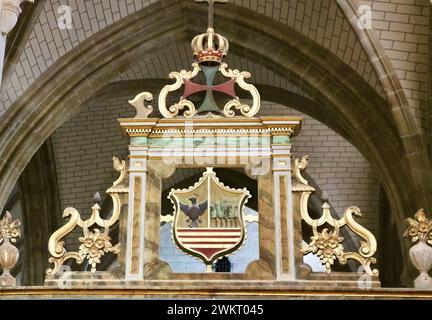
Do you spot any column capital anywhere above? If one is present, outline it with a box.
[0,0,33,35]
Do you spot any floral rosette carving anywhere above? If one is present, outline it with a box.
[404,209,432,245]
[298,156,379,276]
[79,228,120,273]
[302,222,345,274]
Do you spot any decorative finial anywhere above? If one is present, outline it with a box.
[93,192,102,205]
[195,0,228,29]
[157,0,260,118]
[191,0,230,64]
[322,191,329,203]
[404,209,432,244]
[0,211,21,287]
[403,209,432,289]
[0,212,20,242]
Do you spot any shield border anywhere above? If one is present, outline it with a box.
[168,167,251,267]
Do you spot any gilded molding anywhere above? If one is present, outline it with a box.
[119,117,303,139]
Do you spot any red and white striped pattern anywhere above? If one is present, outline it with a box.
[176,228,243,262]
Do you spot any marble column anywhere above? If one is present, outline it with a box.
[124,146,148,280]
[271,143,295,280]
[0,0,33,87]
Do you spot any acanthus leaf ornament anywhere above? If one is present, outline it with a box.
[403,209,432,245]
[78,227,120,273]
[302,222,345,274]
[0,211,20,243]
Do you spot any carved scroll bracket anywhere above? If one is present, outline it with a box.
[46,157,127,277]
[295,156,379,276]
[220,63,260,118]
[129,92,153,119]
[158,63,201,119]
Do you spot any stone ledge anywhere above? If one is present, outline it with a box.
[0,285,429,300]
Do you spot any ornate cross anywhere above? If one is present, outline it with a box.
[183,65,237,114]
[195,0,228,28]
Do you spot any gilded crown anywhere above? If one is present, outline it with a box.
[191,28,229,64]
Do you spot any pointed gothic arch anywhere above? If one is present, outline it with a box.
[0,0,429,270]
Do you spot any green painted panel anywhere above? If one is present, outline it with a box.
[272,136,291,145]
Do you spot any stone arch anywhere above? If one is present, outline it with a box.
[337,0,432,227]
[337,0,424,137]
[0,1,428,265]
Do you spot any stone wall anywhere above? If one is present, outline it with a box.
[51,97,133,214]
[359,0,430,129]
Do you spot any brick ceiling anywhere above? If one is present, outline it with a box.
[115,42,312,98]
[0,0,385,113]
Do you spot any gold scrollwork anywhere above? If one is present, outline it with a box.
[294,155,309,185]
[223,99,251,118]
[158,63,201,118]
[157,61,261,119]
[46,157,127,277]
[302,219,344,273]
[296,156,379,276]
[220,63,260,118]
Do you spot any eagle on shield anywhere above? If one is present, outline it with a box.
[168,168,251,271]
[179,197,208,228]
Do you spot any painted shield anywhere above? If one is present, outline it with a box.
[169,168,251,266]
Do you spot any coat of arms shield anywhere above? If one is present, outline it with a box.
[169,168,251,270]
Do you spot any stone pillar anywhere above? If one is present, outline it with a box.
[0,0,32,86]
[142,160,175,280]
[124,146,148,280]
[19,138,61,286]
[271,141,295,280]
